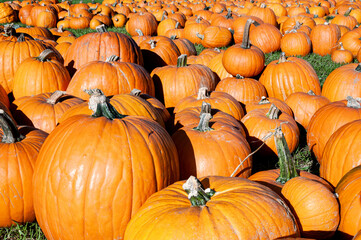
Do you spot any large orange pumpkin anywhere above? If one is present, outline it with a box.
[33,89,179,240]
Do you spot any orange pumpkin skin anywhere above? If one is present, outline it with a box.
[322,63,361,102]
[259,54,321,101]
[249,23,282,54]
[66,58,154,100]
[33,114,179,240]
[285,91,330,130]
[64,28,143,75]
[246,96,293,116]
[124,176,300,239]
[309,23,341,56]
[13,50,71,100]
[281,177,340,239]
[0,123,48,227]
[335,165,361,239]
[307,99,361,162]
[320,120,361,188]
[354,230,361,240]
[11,91,84,133]
[280,31,311,57]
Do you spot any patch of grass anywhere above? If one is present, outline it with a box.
[66,26,130,38]
[0,222,46,240]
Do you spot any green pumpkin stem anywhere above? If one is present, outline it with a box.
[197,87,209,100]
[196,33,204,40]
[200,101,211,114]
[235,74,244,79]
[258,96,270,105]
[241,18,255,49]
[275,126,298,184]
[193,112,213,132]
[355,63,361,72]
[0,109,24,143]
[225,8,232,19]
[37,49,57,62]
[266,104,280,119]
[46,90,67,104]
[84,89,126,120]
[106,55,119,62]
[344,7,352,16]
[183,176,216,207]
[307,90,316,95]
[177,54,188,67]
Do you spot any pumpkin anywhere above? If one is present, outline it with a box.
[11,91,84,133]
[0,3,16,23]
[232,15,263,44]
[322,63,361,102]
[285,91,330,130]
[124,175,300,239]
[281,30,312,57]
[126,12,157,36]
[183,16,210,44]
[246,96,293,116]
[309,22,341,56]
[151,54,218,109]
[36,9,57,28]
[248,3,278,27]
[0,109,48,227]
[112,13,127,28]
[170,36,197,57]
[66,55,154,100]
[64,25,143,75]
[33,89,179,240]
[338,27,361,57]
[223,19,265,78]
[307,97,361,162]
[331,42,354,64]
[206,52,233,80]
[320,119,361,187]
[249,23,282,54]
[336,165,361,239]
[259,53,321,101]
[13,49,70,100]
[196,26,233,48]
[172,106,252,179]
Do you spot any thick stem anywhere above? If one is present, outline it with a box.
[258,96,270,105]
[293,21,303,30]
[278,52,287,63]
[106,55,119,62]
[0,109,23,143]
[96,24,107,33]
[182,176,215,207]
[344,7,352,16]
[37,49,56,62]
[175,21,180,29]
[225,8,232,19]
[275,126,298,184]
[346,96,361,108]
[84,89,126,120]
[196,33,204,40]
[46,90,67,104]
[149,39,156,49]
[170,35,177,40]
[130,89,142,96]
[193,113,213,132]
[241,19,254,49]
[200,101,211,114]
[197,87,209,100]
[177,54,188,67]
[307,90,315,95]
[3,23,15,36]
[266,104,280,119]
[161,11,167,21]
[135,28,144,36]
[235,74,244,79]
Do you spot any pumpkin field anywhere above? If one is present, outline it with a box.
[0,0,361,239]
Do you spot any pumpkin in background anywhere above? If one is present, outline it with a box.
[206,52,232,80]
[309,22,341,56]
[285,91,330,130]
[13,49,70,100]
[307,97,361,162]
[64,24,143,75]
[151,54,218,109]
[281,177,339,239]
[33,89,179,240]
[259,53,321,101]
[66,55,154,100]
[281,30,312,57]
[174,87,244,122]
[223,19,265,78]
[36,9,57,28]
[247,3,278,27]
[172,103,251,179]
[112,13,127,28]
[320,119,361,187]
[339,27,361,57]
[336,165,361,239]
[331,42,353,64]
[0,3,16,23]
[249,22,282,54]
[124,176,300,239]
[0,109,48,227]
[196,26,233,48]
[245,96,293,116]
[170,36,197,57]
[322,63,361,102]
[11,91,84,133]
[126,12,157,36]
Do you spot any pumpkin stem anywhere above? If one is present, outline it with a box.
[17,33,26,42]
[84,89,126,120]
[355,63,361,72]
[95,24,108,33]
[294,21,303,30]
[149,39,156,49]
[275,126,298,184]
[161,11,167,21]
[135,29,144,36]
[241,19,254,49]
[37,49,56,62]
[196,33,204,40]
[0,109,24,143]
[3,23,16,36]
[307,90,315,95]
[182,176,216,207]
[170,35,177,40]
[235,74,244,79]
[346,96,361,108]
[175,21,180,29]
[177,54,188,67]
[258,96,270,105]
[130,89,142,96]
[344,7,352,16]
[225,8,232,19]
[193,112,213,132]
[106,55,120,62]
[278,52,287,63]
[200,101,211,114]
[197,87,210,100]
[266,104,280,119]
[46,90,67,105]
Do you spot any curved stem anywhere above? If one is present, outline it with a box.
[0,109,23,143]
[177,54,187,67]
[196,33,204,40]
[275,126,298,184]
[197,87,209,100]
[258,96,270,105]
[130,89,142,96]
[135,28,144,36]
[106,55,119,62]
[193,112,213,132]
[241,19,254,49]
[46,90,67,104]
[84,89,126,120]
[95,24,107,32]
[37,49,56,62]
[182,176,216,206]
[266,104,280,119]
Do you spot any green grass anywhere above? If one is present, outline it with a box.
[0,222,46,240]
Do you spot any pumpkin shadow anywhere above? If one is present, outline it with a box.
[66,60,76,77]
[10,102,33,127]
[141,49,167,73]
